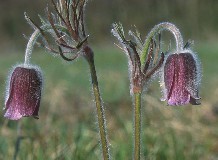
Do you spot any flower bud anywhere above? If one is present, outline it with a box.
[4,65,42,120]
[162,51,201,106]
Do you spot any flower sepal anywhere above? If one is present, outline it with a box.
[161,50,201,106]
[4,64,42,120]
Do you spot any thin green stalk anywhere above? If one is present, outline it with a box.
[141,22,184,65]
[24,24,68,65]
[87,54,110,160]
[13,120,22,160]
[134,93,141,160]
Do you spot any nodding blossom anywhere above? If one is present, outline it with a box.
[161,51,201,106]
[4,65,42,120]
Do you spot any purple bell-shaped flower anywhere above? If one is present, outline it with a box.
[162,51,201,106]
[4,65,42,120]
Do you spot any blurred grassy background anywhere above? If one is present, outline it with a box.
[0,0,218,159]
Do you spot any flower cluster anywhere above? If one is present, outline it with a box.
[112,22,201,106]
[2,1,201,159]
[3,0,90,121]
[4,1,110,159]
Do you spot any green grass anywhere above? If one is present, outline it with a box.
[0,44,218,159]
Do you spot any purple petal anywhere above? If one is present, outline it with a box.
[4,107,22,120]
[4,66,42,120]
[182,53,201,102]
[163,52,200,106]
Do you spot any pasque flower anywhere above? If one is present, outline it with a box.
[162,51,201,106]
[4,65,42,120]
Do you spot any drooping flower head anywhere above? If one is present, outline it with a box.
[4,65,42,120]
[161,50,201,106]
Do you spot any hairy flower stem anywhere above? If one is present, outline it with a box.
[24,24,68,65]
[141,22,184,65]
[85,47,110,160]
[134,93,141,160]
